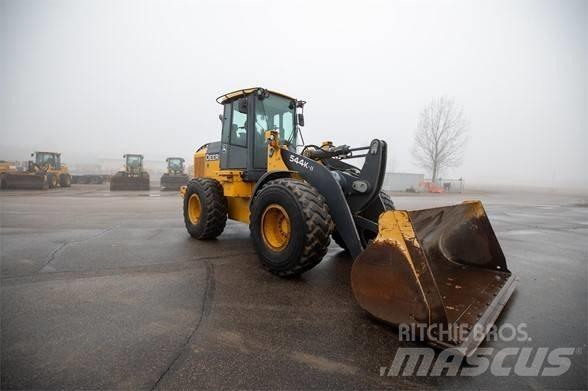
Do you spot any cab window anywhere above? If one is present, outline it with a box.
[230,101,247,147]
[36,153,58,167]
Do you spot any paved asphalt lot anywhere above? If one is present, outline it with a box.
[1,184,586,390]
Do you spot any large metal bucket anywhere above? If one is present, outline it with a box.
[351,201,517,356]
[160,174,189,191]
[110,175,150,191]
[2,173,47,190]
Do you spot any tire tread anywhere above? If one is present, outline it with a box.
[251,178,333,277]
[185,178,227,239]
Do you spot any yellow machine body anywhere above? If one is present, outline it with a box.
[185,130,291,224]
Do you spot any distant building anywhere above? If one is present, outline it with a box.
[382,172,425,192]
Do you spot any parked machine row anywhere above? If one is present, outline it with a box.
[0,153,189,191]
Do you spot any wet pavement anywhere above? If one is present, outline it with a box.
[1,185,587,389]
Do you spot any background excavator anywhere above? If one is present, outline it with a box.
[160,157,189,190]
[180,87,517,355]
[110,154,150,191]
[0,151,71,190]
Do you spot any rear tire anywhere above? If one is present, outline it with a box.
[60,174,71,187]
[183,178,227,239]
[250,178,333,277]
[332,191,395,252]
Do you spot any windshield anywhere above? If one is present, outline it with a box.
[254,94,296,168]
[126,156,142,168]
[255,94,296,146]
[168,158,183,170]
[36,153,56,166]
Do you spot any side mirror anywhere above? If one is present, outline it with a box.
[31,153,34,157]
[218,113,224,122]
[297,113,305,127]
[238,98,248,114]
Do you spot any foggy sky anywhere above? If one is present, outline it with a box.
[1,0,586,188]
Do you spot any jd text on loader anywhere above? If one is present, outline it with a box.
[180,87,517,356]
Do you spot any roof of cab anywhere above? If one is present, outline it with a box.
[216,87,296,104]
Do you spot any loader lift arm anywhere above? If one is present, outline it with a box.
[280,139,388,258]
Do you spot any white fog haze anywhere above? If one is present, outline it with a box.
[1,0,586,189]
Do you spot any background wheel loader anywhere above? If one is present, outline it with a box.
[0,161,19,189]
[0,152,71,190]
[160,157,189,190]
[110,154,150,191]
[181,88,517,356]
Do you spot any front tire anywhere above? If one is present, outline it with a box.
[380,191,395,210]
[183,178,227,239]
[250,179,333,277]
[47,174,58,188]
[332,191,395,251]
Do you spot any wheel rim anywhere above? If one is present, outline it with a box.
[188,194,201,224]
[52,176,57,187]
[261,204,291,251]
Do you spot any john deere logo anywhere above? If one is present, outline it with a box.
[205,153,219,161]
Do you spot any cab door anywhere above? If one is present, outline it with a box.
[220,98,249,170]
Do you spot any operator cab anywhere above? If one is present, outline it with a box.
[33,152,61,169]
[124,154,143,172]
[216,87,305,181]
[166,157,185,173]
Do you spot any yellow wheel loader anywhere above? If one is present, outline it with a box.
[181,88,517,355]
[110,154,150,191]
[160,157,189,190]
[0,152,71,190]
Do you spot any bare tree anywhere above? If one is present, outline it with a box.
[413,97,468,182]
